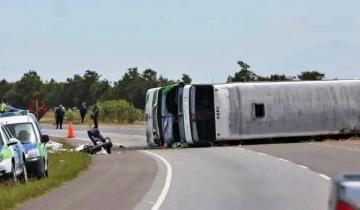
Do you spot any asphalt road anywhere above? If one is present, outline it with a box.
[40,124,147,148]
[26,124,360,210]
[21,141,158,210]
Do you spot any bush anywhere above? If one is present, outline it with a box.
[44,100,144,125]
[63,108,91,124]
[64,108,79,123]
[97,100,144,123]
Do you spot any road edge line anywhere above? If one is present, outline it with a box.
[142,151,173,210]
[319,173,331,181]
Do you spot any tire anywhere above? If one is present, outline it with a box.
[10,162,17,183]
[37,159,47,179]
[19,163,28,183]
[45,159,49,178]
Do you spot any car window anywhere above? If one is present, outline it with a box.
[1,127,10,143]
[3,126,13,139]
[6,123,39,144]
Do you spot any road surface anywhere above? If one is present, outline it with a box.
[21,139,159,210]
[22,124,360,210]
[40,124,146,148]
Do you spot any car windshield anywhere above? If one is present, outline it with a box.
[6,123,38,144]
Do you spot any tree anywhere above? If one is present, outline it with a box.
[181,74,192,84]
[0,79,13,100]
[227,60,258,82]
[142,69,158,89]
[269,74,293,81]
[40,79,63,107]
[298,71,325,80]
[142,69,157,81]
[6,70,44,108]
[113,67,146,108]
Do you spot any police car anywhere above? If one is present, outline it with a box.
[0,122,28,182]
[0,110,49,179]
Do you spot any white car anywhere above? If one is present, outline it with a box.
[0,110,49,179]
[0,122,28,182]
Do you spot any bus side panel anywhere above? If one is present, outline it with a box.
[152,89,161,143]
[190,86,199,142]
[217,81,360,140]
[214,86,231,140]
[156,89,164,146]
[177,87,186,142]
[145,89,155,145]
[183,85,193,144]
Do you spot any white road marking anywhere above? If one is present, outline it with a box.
[298,165,309,169]
[279,158,289,162]
[240,146,334,182]
[142,151,173,210]
[318,173,331,181]
[309,142,360,153]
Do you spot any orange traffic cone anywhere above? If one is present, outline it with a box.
[67,122,75,138]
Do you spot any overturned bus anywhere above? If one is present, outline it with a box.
[145,80,360,147]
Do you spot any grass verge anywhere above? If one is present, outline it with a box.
[0,140,92,210]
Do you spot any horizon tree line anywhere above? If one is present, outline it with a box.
[0,61,332,110]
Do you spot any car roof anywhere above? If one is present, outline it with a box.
[0,115,36,125]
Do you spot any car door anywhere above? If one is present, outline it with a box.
[34,121,47,166]
[1,126,21,170]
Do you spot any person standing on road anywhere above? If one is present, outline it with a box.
[55,105,65,129]
[0,99,7,113]
[80,102,87,124]
[91,103,99,128]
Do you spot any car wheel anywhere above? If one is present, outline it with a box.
[20,163,28,183]
[37,160,47,179]
[44,159,48,178]
[10,162,17,183]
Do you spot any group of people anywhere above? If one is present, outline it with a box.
[54,102,99,129]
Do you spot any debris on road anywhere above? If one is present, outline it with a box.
[171,142,188,148]
[74,144,112,155]
[46,141,67,152]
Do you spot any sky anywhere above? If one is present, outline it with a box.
[0,0,360,83]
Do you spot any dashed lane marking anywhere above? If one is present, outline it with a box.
[309,142,360,153]
[237,147,332,181]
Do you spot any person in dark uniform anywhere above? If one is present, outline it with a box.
[55,105,65,129]
[80,102,87,124]
[91,103,99,128]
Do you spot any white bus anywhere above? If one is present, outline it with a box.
[145,80,360,146]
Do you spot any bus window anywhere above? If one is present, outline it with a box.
[194,85,216,142]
